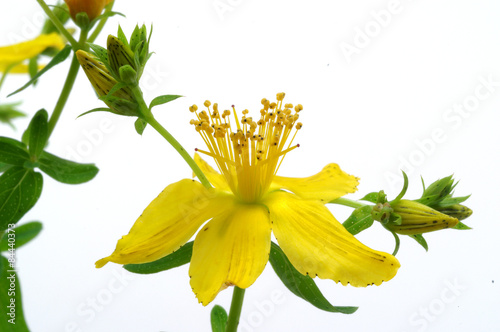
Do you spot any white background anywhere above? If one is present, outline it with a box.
[1,0,499,331]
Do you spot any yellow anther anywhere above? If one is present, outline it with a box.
[242,109,249,115]
[296,122,303,130]
[285,103,293,108]
[204,100,211,107]
[295,104,303,112]
[269,102,277,109]
[213,103,218,112]
[276,92,285,101]
[189,105,198,112]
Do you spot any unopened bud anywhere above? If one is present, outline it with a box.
[385,199,459,235]
[435,204,473,221]
[64,0,112,24]
[76,50,139,116]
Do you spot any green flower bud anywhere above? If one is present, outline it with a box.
[76,50,139,116]
[107,35,136,79]
[119,65,138,85]
[385,199,459,235]
[434,204,473,221]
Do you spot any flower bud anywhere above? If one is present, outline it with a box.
[64,0,113,23]
[107,35,136,79]
[76,50,139,116]
[385,199,459,235]
[434,204,473,221]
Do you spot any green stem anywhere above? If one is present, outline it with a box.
[391,231,400,256]
[329,197,368,209]
[87,2,115,43]
[46,28,90,136]
[129,85,212,189]
[46,54,79,136]
[35,0,78,48]
[226,286,246,332]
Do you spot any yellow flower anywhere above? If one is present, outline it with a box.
[0,33,65,73]
[64,0,113,22]
[96,93,400,305]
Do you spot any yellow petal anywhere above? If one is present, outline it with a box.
[194,153,230,191]
[0,63,44,74]
[264,191,400,287]
[96,179,233,268]
[0,33,65,67]
[189,203,271,305]
[271,163,359,202]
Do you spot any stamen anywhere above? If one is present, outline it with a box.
[189,93,302,202]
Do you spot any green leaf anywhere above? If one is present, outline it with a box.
[0,221,43,251]
[269,242,357,314]
[88,42,109,64]
[0,163,11,173]
[343,205,374,235]
[117,25,129,46]
[210,305,228,332]
[8,45,72,97]
[38,151,98,184]
[453,221,472,230]
[77,107,115,118]
[360,192,378,203]
[408,234,428,251]
[28,109,49,159]
[0,138,29,167]
[0,167,43,231]
[149,95,183,110]
[0,256,30,331]
[0,103,25,129]
[124,242,193,274]
[437,195,470,206]
[28,56,38,85]
[134,118,147,135]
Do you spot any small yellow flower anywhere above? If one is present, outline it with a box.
[64,0,113,22]
[0,33,65,73]
[96,93,400,305]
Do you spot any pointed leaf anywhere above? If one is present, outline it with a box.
[117,25,129,46]
[342,205,374,235]
[0,221,43,251]
[124,241,193,274]
[8,45,72,97]
[28,109,49,159]
[0,167,43,231]
[0,257,30,331]
[88,42,109,64]
[77,107,115,118]
[134,118,147,135]
[360,192,378,203]
[0,138,29,167]
[28,56,39,85]
[453,221,472,230]
[269,242,358,314]
[409,234,428,251]
[210,305,228,332]
[437,195,471,206]
[38,151,98,184]
[149,95,183,110]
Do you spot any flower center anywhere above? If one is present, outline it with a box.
[190,92,303,203]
